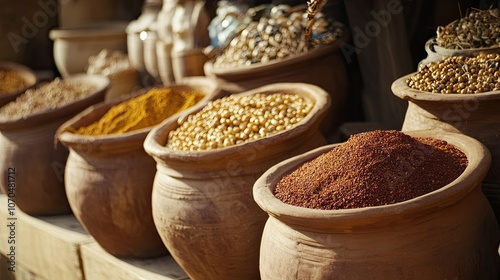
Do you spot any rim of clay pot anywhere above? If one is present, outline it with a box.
[0,74,109,130]
[0,61,38,107]
[144,82,331,170]
[253,130,491,231]
[49,21,128,40]
[204,31,348,78]
[391,73,500,102]
[427,37,500,56]
[57,77,222,154]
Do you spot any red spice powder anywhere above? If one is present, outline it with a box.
[274,130,468,210]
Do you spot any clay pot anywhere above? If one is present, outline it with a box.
[101,68,140,102]
[203,35,349,138]
[253,130,500,280]
[0,74,109,215]
[49,21,128,78]
[57,78,221,258]
[171,48,207,82]
[156,40,175,86]
[126,0,163,73]
[0,61,37,107]
[144,83,331,280]
[143,30,162,84]
[392,73,500,222]
[418,37,500,70]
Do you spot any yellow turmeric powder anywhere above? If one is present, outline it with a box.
[76,87,204,136]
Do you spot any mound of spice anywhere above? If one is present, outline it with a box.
[0,78,96,119]
[274,130,468,210]
[0,69,29,94]
[76,88,204,136]
[167,92,313,150]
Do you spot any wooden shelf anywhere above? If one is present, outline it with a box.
[81,242,188,280]
[0,194,189,280]
[0,194,92,280]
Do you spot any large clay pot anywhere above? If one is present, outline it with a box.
[0,74,109,215]
[144,83,331,280]
[392,73,500,223]
[57,77,221,258]
[204,35,349,138]
[253,130,500,280]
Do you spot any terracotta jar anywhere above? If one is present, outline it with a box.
[253,130,500,280]
[203,36,349,138]
[0,75,109,215]
[57,78,221,258]
[49,22,128,78]
[392,73,500,223]
[143,83,331,280]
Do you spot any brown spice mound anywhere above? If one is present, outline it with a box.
[274,130,468,210]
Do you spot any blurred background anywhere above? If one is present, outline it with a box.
[0,0,493,133]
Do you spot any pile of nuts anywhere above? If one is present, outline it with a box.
[0,69,29,94]
[213,4,344,68]
[0,78,96,119]
[406,53,500,94]
[436,8,500,49]
[167,92,313,150]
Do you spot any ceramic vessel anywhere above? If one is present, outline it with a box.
[49,22,128,78]
[0,74,109,215]
[392,75,500,181]
[204,34,349,138]
[171,48,207,82]
[126,0,163,72]
[253,130,500,280]
[418,37,500,70]
[57,77,221,257]
[156,40,175,86]
[392,73,500,225]
[144,83,331,280]
[143,30,162,85]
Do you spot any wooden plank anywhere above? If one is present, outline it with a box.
[0,194,93,280]
[81,242,189,280]
[0,255,45,280]
[0,254,15,280]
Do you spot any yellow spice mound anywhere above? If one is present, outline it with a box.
[76,87,204,136]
